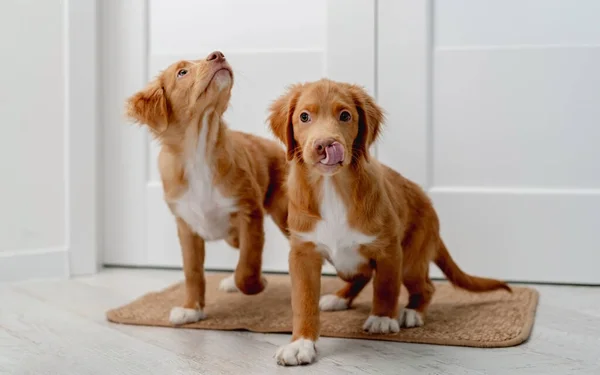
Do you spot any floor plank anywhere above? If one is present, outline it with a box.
[0,284,206,375]
[2,269,600,374]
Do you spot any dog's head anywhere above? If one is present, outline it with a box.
[126,51,234,137]
[268,79,383,176]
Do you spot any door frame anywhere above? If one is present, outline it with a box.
[65,0,100,276]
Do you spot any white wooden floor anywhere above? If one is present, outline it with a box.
[1,268,600,375]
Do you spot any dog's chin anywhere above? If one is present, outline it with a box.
[196,69,232,98]
[212,69,233,92]
[194,84,231,115]
[312,162,343,176]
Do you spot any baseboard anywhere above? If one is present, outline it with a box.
[0,247,69,282]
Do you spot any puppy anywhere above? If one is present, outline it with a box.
[268,79,511,365]
[126,51,289,325]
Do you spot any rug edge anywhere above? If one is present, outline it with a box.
[104,280,540,349]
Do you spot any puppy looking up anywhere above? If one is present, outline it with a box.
[268,79,511,365]
[126,51,289,325]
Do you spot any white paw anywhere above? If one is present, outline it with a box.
[362,315,400,334]
[399,308,424,328]
[319,294,349,311]
[275,339,316,366]
[169,307,206,325]
[218,275,239,293]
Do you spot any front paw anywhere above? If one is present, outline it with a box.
[362,315,400,334]
[169,306,206,325]
[275,339,316,366]
[235,275,267,295]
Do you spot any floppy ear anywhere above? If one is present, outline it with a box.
[348,85,384,163]
[268,84,302,161]
[125,81,170,133]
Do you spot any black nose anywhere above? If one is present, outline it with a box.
[207,51,225,62]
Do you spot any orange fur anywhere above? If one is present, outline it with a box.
[125,51,289,322]
[270,79,510,365]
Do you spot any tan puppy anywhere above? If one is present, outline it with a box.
[268,79,511,365]
[126,51,289,325]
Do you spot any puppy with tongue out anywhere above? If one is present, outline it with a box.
[268,79,511,366]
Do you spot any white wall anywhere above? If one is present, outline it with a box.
[0,0,98,281]
[0,0,69,281]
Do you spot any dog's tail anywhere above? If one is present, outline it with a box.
[434,240,512,293]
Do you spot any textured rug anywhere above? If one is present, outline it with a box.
[106,272,538,348]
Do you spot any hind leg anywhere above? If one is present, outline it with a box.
[234,207,268,295]
[400,274,434,328]
[266,187,290,238]
[319,265,373,311]
[224,226,240,249]
[400,232,437,328]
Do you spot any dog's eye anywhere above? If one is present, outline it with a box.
[300,112,311,123]
[339,110,351,122]
[177,69,188,78]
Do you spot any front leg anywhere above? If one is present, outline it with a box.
[234,207,267,295]
[363,241,402,334]
[170,217,207,325]
[275,240,322,366]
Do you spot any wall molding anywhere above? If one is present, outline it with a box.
[64,0,99,276]
[0,248,69,282]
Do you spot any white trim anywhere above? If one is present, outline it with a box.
[100,0,150,266]
[0,248,69,282]
[65,0,99,276]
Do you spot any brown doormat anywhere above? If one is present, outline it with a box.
[106,272,538,348]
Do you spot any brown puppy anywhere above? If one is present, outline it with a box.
[268,79,511,365]
[126,51,289,325]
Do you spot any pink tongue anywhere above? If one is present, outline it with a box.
[321,142,344,165]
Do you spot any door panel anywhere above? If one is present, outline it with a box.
[378,0,600,283]
[433,48,600,188]
[435,0,600,47]
[145,0,374,272]
[431,188,600,284]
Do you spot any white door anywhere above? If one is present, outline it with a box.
[378,0,600,284]
[102,0,375,274]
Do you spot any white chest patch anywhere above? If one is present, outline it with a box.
[172,113,237,241]
[295,178,376,275]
